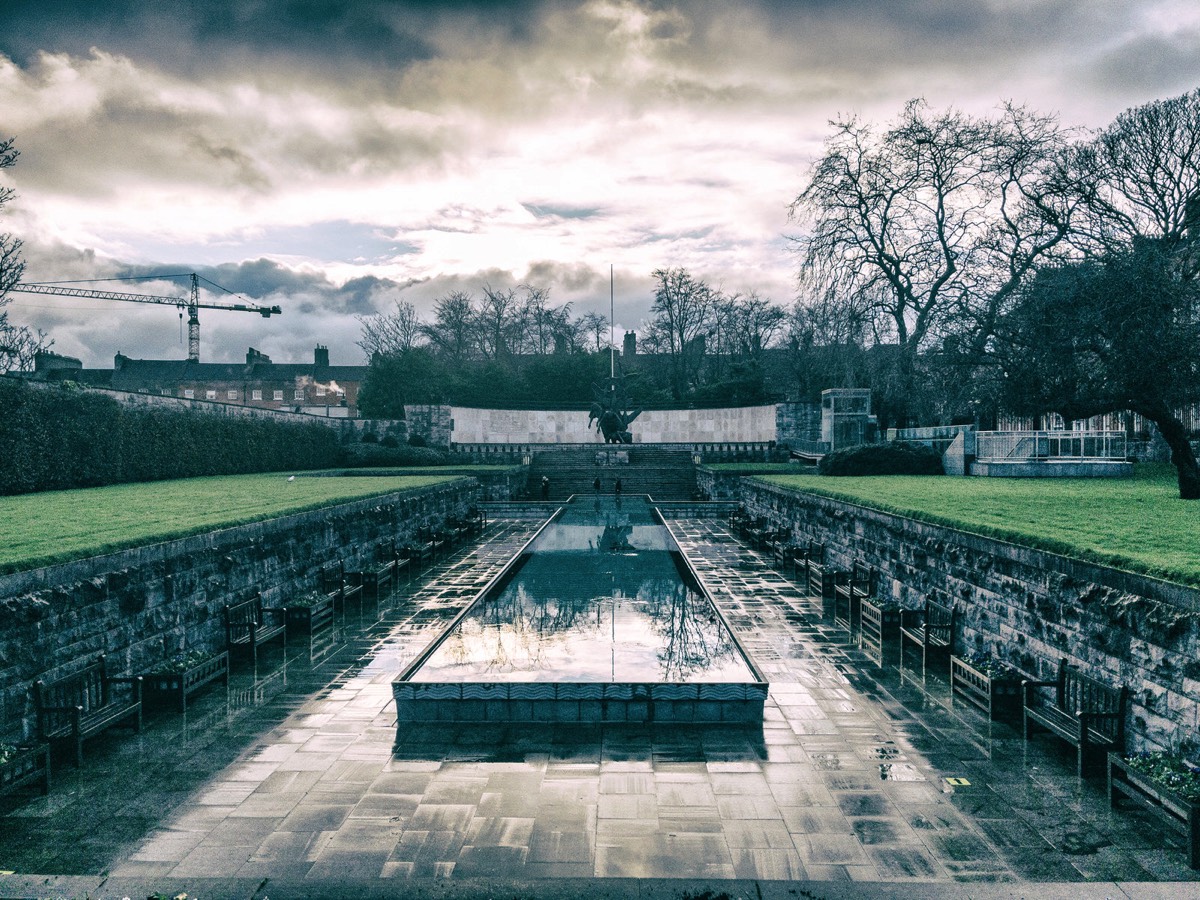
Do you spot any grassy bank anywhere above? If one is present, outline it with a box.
[0,473,463,574]
[758,464,1200,587]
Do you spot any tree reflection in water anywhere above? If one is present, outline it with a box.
[412,497,751,683]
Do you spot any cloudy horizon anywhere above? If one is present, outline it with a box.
[1,0,1198,368]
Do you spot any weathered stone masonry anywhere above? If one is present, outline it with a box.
[0,479,479,743]
[740,478,1200,754]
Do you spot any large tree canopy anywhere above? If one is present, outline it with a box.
[997,241,1200,497]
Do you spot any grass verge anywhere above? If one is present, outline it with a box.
[757,463,1200,587]
[0,473,463,575]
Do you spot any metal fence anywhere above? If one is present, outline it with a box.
[974,431,1127,462]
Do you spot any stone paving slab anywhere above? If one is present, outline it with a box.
[2,512,1200,892]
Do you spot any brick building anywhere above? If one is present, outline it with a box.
[34,345,368,417]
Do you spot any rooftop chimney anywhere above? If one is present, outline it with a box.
[623,331,636,357]
[314,345,329,368]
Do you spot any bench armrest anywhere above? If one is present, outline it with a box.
[261,607,288,620]
[1021,679,1057,703]
[37,702,86,713]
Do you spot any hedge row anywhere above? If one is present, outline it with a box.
[817,440,945,476]
[0,379,342,495]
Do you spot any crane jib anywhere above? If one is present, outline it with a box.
[11,276,282,361]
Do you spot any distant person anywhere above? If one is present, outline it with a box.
[541,475,550,501]
[593,475,601,493]
[614,477,622,497]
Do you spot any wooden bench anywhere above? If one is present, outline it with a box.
[34,655,142,767]
[224,593,287,666]
[318,561,345,595]
[833,562,873,631]
[461,507,486,536]
[0,743,51,797]
[1024,659,1127,777]
[899,598,957,676]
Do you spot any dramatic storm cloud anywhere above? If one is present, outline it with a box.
[1,0,1198,366]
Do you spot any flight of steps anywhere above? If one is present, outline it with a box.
[525,447,698,501]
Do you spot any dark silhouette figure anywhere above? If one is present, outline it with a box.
[541,475,550,501]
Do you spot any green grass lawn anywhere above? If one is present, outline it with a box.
[704,462,806,474]
[0,473,464,574]
[758,463,1200,587]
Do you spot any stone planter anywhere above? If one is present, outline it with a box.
[0,743,51,797]
[1108,752,1200,868]
[143,651,230,714]
[860,598,902,660]
[950,654,1023,721]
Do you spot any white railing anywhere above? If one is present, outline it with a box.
[974,431,1127,462]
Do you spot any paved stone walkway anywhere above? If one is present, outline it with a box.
[2,511,1199,898]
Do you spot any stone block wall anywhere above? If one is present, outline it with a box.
[740,478,1200,753]
[0,479,479,742]
[775,401,822,448]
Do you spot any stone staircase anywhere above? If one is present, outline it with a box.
[526,447,698,500]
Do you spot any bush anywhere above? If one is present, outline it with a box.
[339,441,447,467]
[380,435,400,448]
[407,433,428,448]
[360,432,379,443]
[817,441,944,477]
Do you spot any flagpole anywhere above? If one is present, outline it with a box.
[610,264,615,379]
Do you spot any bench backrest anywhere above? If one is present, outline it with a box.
[318,562,343,593]
[1054,659,1127,741]
[37,655,109,709]
[225,593,264,627]
[850,563,873,592]
[922,599,956,644]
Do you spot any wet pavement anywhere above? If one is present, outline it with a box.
[1,509,1199,898]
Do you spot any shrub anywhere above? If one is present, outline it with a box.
[339,441,447,467]
[360,432,379,443]
[407,433,428,448]
[818,441,944,477]
[380,435,400,448]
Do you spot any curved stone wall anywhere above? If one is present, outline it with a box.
[449,405,779,444]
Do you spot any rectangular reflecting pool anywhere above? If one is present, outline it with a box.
[393,496,767,724]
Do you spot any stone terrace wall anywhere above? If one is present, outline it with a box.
[0,479,478,743]
[740,478,1200,754]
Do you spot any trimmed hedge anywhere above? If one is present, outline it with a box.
[0,379,341,495]
[817,440,944,477]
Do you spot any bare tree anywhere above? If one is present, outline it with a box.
[789,101,1076,423]
[644,267,715,400]
[355,299,425,359]
[422,290,476,359]
[1072,87,1200,272]
[579,311,610,353]
[475,284,521,359]
[792,100,1074,351]
[0,137,51,373]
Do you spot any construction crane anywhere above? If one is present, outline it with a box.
[10,272,282,362]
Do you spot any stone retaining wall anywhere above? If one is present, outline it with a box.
[740,478,1200,753]
[0,479,479,743]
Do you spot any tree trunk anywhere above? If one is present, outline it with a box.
[1143,408,1200,499]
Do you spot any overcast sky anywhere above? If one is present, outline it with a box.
[1,0,1198,368]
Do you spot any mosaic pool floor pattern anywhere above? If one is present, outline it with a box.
[1,511,1197,890]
